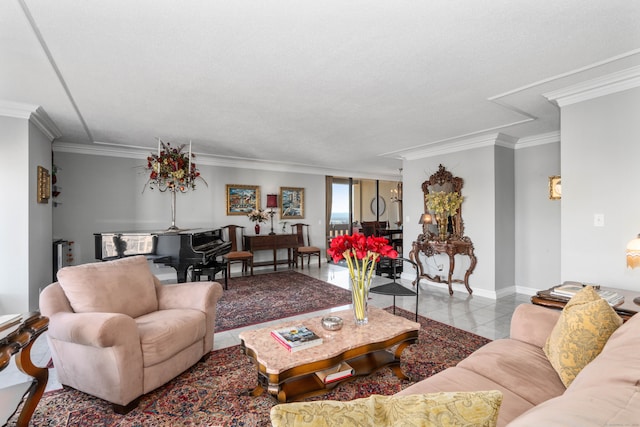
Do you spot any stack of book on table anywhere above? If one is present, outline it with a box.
[315,362,354,384]
[271,325,323,352]
[551,283,624,306]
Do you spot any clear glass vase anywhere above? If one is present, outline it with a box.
[351,280,369,326]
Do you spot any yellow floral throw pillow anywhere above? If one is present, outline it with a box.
[544,285,622,387]
[270,391,503,427]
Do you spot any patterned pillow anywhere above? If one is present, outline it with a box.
[543,286,622,387]
[270,391,503,427]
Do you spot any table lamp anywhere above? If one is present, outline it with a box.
[419,213,435,235]
[267,194,278,235]
[626,233,640,304]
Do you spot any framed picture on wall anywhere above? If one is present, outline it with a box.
[226,184,260,215]
[549,176,561,200]
[280,187,304,219]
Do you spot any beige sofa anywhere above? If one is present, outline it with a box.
[396,303,640,426]
[39,256,223,413]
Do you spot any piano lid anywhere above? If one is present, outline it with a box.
[94,229,219,260]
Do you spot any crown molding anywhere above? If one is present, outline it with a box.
[0,100,62,141]
[514,131,560,150]
[544,65,640,107]
[52,141,399,181]
[392,132,519,160]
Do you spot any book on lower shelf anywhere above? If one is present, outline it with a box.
[270,325,323,352]
[550,283,623,306]
[315,362,354,384]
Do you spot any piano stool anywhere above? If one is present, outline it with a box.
[192,260,228,290]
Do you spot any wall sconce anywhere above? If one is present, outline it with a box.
[626,233,640,304]
[267,194,278,235]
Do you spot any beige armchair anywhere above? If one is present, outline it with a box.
[39,255,223,414]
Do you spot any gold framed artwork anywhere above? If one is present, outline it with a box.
[37,166,51,204]
[280,187,304,219]
[549,175,561,200]
[226,184,260,215]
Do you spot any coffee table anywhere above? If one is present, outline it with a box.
[239,307,420,403]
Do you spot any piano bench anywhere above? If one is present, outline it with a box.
[192,261,228,290]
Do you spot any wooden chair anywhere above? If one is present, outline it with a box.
[291,223,321,268]
[222,225,253,277]
[361,221,378,237]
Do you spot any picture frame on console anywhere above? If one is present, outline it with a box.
[226,184,260,215]
[280,187,304,219]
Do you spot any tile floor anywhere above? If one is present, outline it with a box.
[2,262,532,394]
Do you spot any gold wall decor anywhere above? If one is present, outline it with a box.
[549,175,561,200]
[37,165,51,203]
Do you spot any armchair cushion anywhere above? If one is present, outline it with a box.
[136,309,207,367]
[270,391,503,427]
[56,255,158,318]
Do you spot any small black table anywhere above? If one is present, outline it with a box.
[370,257,420,321]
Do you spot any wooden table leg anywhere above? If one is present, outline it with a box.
[14,337,48,427]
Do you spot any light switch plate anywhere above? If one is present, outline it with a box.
[594,214,605,227]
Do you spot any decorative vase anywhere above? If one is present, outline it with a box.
[255,223,261,234]
[168,189,179,232]
[351,282,369,326]
[437,213,448,241]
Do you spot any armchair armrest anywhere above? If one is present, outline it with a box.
[155,281,223,312]
[510,303,561,348]
[47,312,139,348]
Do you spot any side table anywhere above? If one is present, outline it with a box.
[1,312,49,427]
[532,286,639,321]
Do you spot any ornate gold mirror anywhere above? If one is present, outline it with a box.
[421,164,464,240]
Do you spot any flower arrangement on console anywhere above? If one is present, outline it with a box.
[425,191,463,216]
[327,233,398,325]
[425,191,463,240]
[247,209,269,223]
[145,140,205,193]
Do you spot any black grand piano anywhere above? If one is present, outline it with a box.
[94,228,231,284]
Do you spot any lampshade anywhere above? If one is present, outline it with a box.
[626,233,640,269]
[266,194,278,209]
[419,213,436,225]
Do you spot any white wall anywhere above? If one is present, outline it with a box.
[0,117,30,313]
[0,115,52,313]
[52,151,327,269]
[494,146,515,292]
[28,121,53,308]
[403,146,498,297]
[561,86,640,290]
[515,141,561,291]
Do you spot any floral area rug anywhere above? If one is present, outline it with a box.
[215,271,353,332]
[11,307,491,427]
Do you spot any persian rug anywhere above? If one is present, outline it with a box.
[11,307,491,427]
[215,271,353,332]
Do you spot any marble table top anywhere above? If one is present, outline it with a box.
[239,307,420,374]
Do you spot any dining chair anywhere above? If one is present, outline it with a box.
[222,225,253,277]
[291,223,321,268]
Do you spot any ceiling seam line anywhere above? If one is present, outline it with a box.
[17,0,94,143]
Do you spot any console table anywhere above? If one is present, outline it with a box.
[409,236,476,295]
[1,312,49,427]
[244,234,299,270]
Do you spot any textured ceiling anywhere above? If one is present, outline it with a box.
[2,0,640,177]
